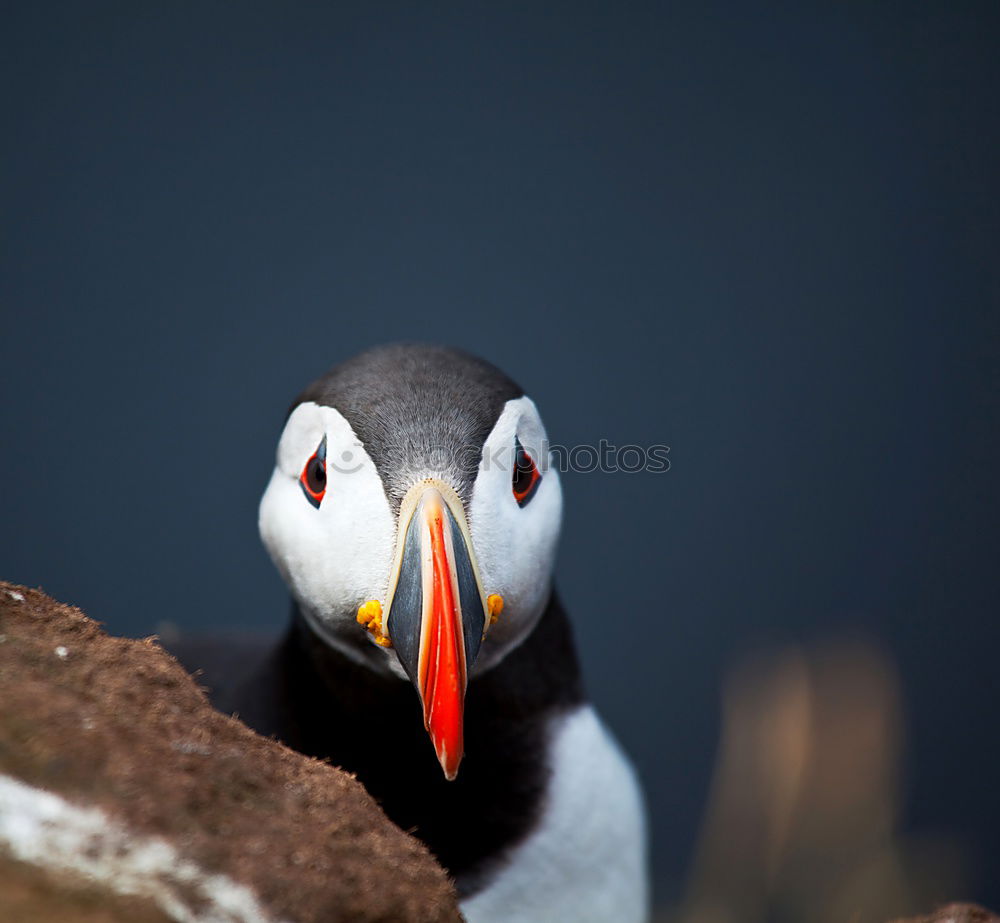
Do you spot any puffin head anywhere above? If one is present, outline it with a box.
[258,344,562,779]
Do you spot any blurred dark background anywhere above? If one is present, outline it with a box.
[3,2,998,915]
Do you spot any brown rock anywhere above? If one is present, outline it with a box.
[0,581,461,923]
[0,857,170,923]
[890,905,1000,923]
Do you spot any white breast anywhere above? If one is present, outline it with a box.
[460,705,649,923]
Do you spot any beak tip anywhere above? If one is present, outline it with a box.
[438,751,462,782]
[427,718,464,781]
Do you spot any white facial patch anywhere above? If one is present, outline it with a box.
[260,395,563,678]
[469,396,563,674]
[259,402,397,669]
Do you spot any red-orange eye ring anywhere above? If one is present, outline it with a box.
[512,437,541,507]
[299,436,327,509]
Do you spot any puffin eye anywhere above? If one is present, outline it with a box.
[512,437,542,507]
[299,436,327,509]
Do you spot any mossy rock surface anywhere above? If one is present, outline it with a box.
[0,581,460,923]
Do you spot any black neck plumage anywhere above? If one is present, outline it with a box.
[231,591,585,895]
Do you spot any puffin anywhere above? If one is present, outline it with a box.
[174,343,648,922]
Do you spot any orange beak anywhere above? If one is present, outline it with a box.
[418,491,467,779]
[384,481,489,780]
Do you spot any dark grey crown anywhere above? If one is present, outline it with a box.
[293,343,524,512]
